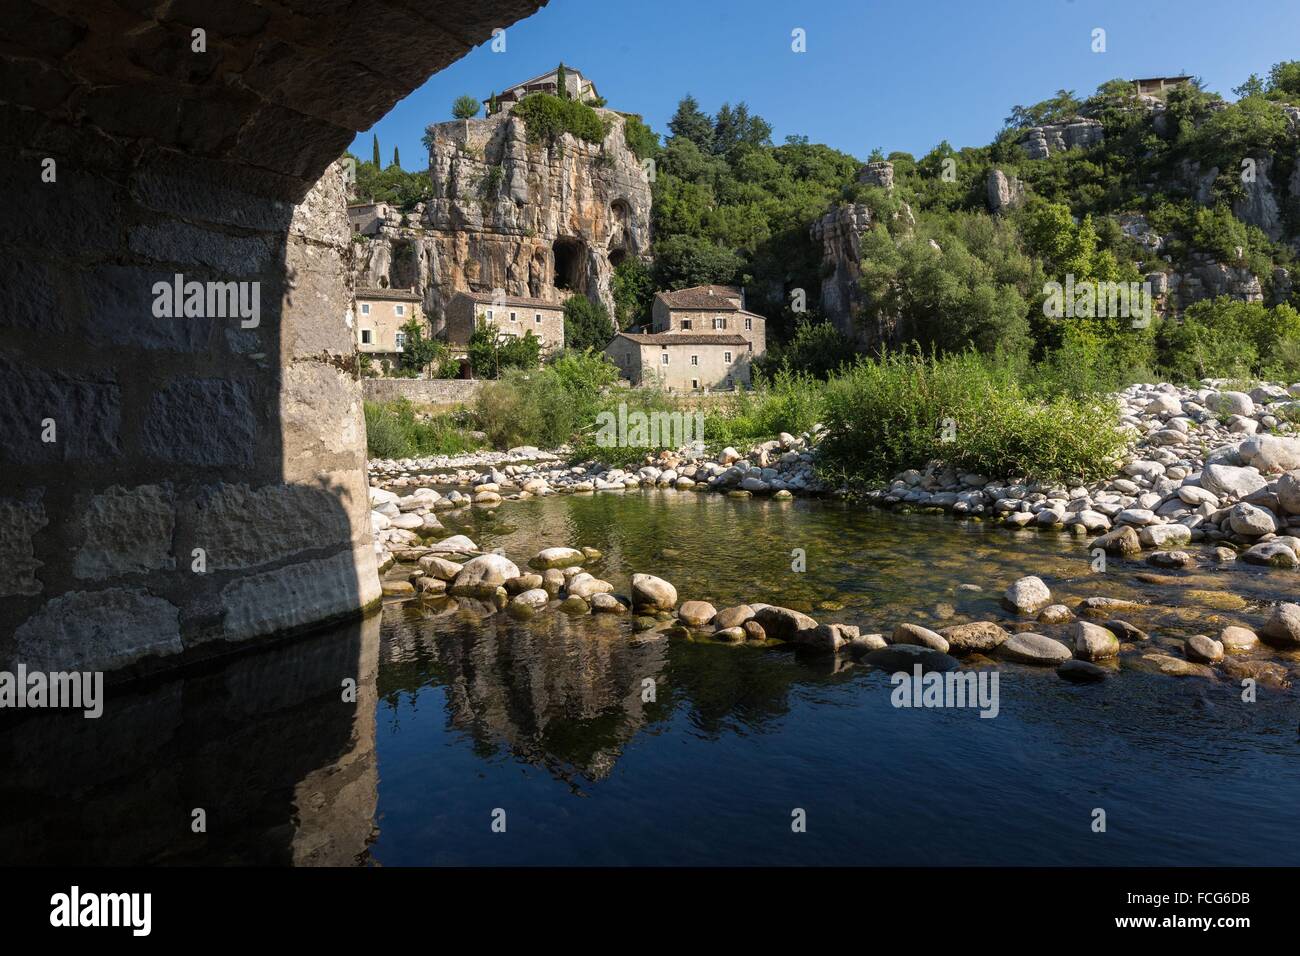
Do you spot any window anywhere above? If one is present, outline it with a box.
[724,351,732,363]
[745,317,752,330]
[509,311,517,322]
[660,353,669,365]
[486,309,493,322]
[748,341,753,351]
[395,304,405,316]
[395,332,407,350]
[534,313,542,324]
[691,379,699,390]
[360,303,370,315]
[360,329,373,344]
[690,355,698,366]
[681,319,692,330]
[712,318,720,330]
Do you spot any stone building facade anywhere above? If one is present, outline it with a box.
[444,291,565,355]
[355,288,425,372]
[605,333,753,391]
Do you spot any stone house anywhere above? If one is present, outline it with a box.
[444,290,566,356]
[348,201,393,236]
[487,64,599,113]
[605,332,754,391]
[605,284,766,390]
[649,285,767,355]
[1132,75,1194,97]
[355,287,425,373]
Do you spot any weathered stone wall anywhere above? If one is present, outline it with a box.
[363,377,486,406]
[0,0,545,675]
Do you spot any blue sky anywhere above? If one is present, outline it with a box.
[352,0,1300,169]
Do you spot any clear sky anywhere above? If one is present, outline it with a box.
[351,0,1300,169]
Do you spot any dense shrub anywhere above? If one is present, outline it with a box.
[563,296,614,351]
[702,369,824,449]
[512,92,609,145]
[364,400,482,458]
[754,317,855,379]
[817,351,1128,484]
[1156,298,1300,383]
[468,324,542,377]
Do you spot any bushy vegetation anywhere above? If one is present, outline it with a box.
[345,152,431,209]
[468,324,542,378]
[562,296,614,351]
[512,92,609,145]
[816,352,1129,485]
[364,400,483,458]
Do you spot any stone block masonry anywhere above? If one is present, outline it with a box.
[0,0,545,677]
[363,378,486,406]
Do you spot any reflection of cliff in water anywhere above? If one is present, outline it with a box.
[380,602,672,784]
[0,614,380,866]
[377,599,850,785]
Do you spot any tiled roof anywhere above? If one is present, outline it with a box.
[453,290,565,310]
[615,332,749,347]
[356,287,420,301]
[657,285,743,310]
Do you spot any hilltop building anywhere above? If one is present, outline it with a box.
[1132,75,1194,96]
[486,64,599,113]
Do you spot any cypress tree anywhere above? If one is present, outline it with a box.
[372,133,380,167]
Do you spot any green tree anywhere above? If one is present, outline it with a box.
[1003,89,1082,130]
[468,323,542,377]
[651,235,744,289]
[611,258,655,329]
[371,133,380,168]
[712,102,772,154]
[563,295,613,351]
[392,145,400,168]
[395,318,445,376]
[452,94,481,119]
[556,63,568,100]
[667,94,714,152]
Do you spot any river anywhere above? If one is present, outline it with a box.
[2,491,1297,865]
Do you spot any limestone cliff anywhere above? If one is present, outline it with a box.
[355,109,652,330]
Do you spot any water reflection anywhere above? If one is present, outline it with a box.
[0,613,380,865]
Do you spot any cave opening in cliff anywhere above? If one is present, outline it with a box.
[552,237,585,291]
[608,248,627,268]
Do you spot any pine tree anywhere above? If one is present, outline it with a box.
[371,134,380,167]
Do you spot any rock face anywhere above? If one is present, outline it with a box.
[1018,118,1104,159]
[356,109,652,325]
[986,169,1024,214]
[810,203,874,343]
[1233,153,1285,243]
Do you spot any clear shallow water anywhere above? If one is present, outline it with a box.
[3,491,1299,865]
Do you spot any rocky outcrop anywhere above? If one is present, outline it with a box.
[1019,118,1104,159]
[986,169,1024,214]
[355,110,652,328]
[1233,153,1285,242]
[810,203,873,343]
[857,160,895,191]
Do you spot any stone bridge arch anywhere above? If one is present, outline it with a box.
[0,0,546,675]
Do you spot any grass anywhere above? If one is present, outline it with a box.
[364,399,484,459]
[817,351,1130,485]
